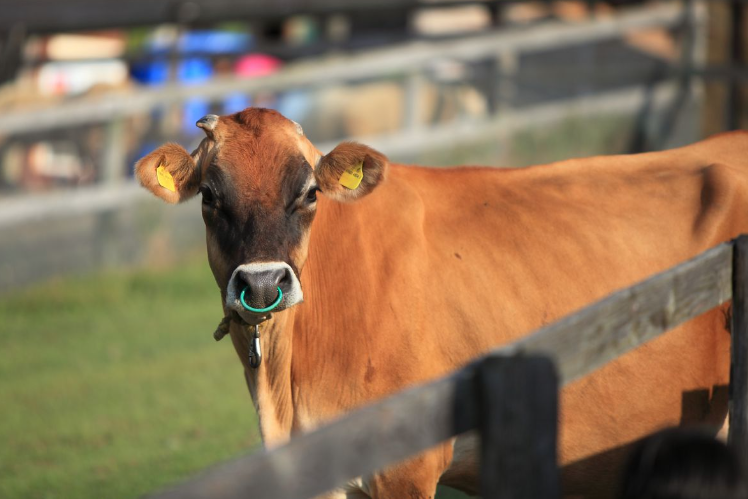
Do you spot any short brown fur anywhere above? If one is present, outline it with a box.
[135,109,748,499]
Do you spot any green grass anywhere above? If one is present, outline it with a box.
[0,259,259,499]
[0,258,474,499]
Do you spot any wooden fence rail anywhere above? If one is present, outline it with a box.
[0,2,687,136]
[148,236,747,499]
[1,0,703,293]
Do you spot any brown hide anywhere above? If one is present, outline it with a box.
[138,121,748,498]
[243,132,747,498]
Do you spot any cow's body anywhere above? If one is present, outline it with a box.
[136,110,748,498]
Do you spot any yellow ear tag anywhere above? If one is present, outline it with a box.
[156,164,176,192]
[339,162,364,190]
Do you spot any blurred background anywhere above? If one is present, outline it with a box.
[0,0,746,497]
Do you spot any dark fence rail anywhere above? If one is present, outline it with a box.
[0,0,499,33]
[2,0,747,34]
[147,236,748,499]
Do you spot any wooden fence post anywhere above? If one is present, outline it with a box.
[476,355,560,499]
[730,235,748,469]
[404,70,425,132]
[727,0,744,131]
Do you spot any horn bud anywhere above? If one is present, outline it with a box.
[196,114,218,131]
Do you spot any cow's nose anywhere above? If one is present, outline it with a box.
[226,262,303,317]
[236,267,289,310]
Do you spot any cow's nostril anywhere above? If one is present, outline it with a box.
[234,275,250,299]
[275,267,292,291]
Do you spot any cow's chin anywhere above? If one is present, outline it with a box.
[232,309,274,326]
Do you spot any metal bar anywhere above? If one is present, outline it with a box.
[102,118,126,183]
[495,51,519,114]
[404,71,425,131]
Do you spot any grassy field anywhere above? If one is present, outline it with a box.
[0,257,472,499]
[0,258,259,499]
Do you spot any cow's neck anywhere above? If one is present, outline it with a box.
[237,195,389,446]
[231,312,296,448]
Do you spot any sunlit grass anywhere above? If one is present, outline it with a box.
[0,258,474,499]
[0,259,259,499]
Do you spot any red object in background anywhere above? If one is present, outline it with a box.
[234,54,283,78]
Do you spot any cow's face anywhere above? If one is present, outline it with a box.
[135,108,388,324]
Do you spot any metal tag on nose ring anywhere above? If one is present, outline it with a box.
[249,324,262,369]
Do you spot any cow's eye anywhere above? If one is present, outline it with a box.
[304,187,318,204]
[200,185,214,205]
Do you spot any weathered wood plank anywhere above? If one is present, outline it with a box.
[511,242,734,385]
[149,241,734,499]
[729,235,748,466]
[477,356,559,499]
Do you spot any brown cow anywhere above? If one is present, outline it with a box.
[135,107,748,498]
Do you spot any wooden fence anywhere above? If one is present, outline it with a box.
[145,235,748,499]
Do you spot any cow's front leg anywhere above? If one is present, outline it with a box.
[367,444,453,499]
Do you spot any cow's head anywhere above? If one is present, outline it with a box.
[135,108,388,324]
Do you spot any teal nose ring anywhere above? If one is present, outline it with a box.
[240,286,283,313]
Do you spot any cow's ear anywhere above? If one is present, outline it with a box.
[314,142,388,202]
[135,143,202,204]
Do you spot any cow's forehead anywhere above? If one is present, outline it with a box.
[210,108,320,174]
[199,109,318,203]
[228,107,297,136]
